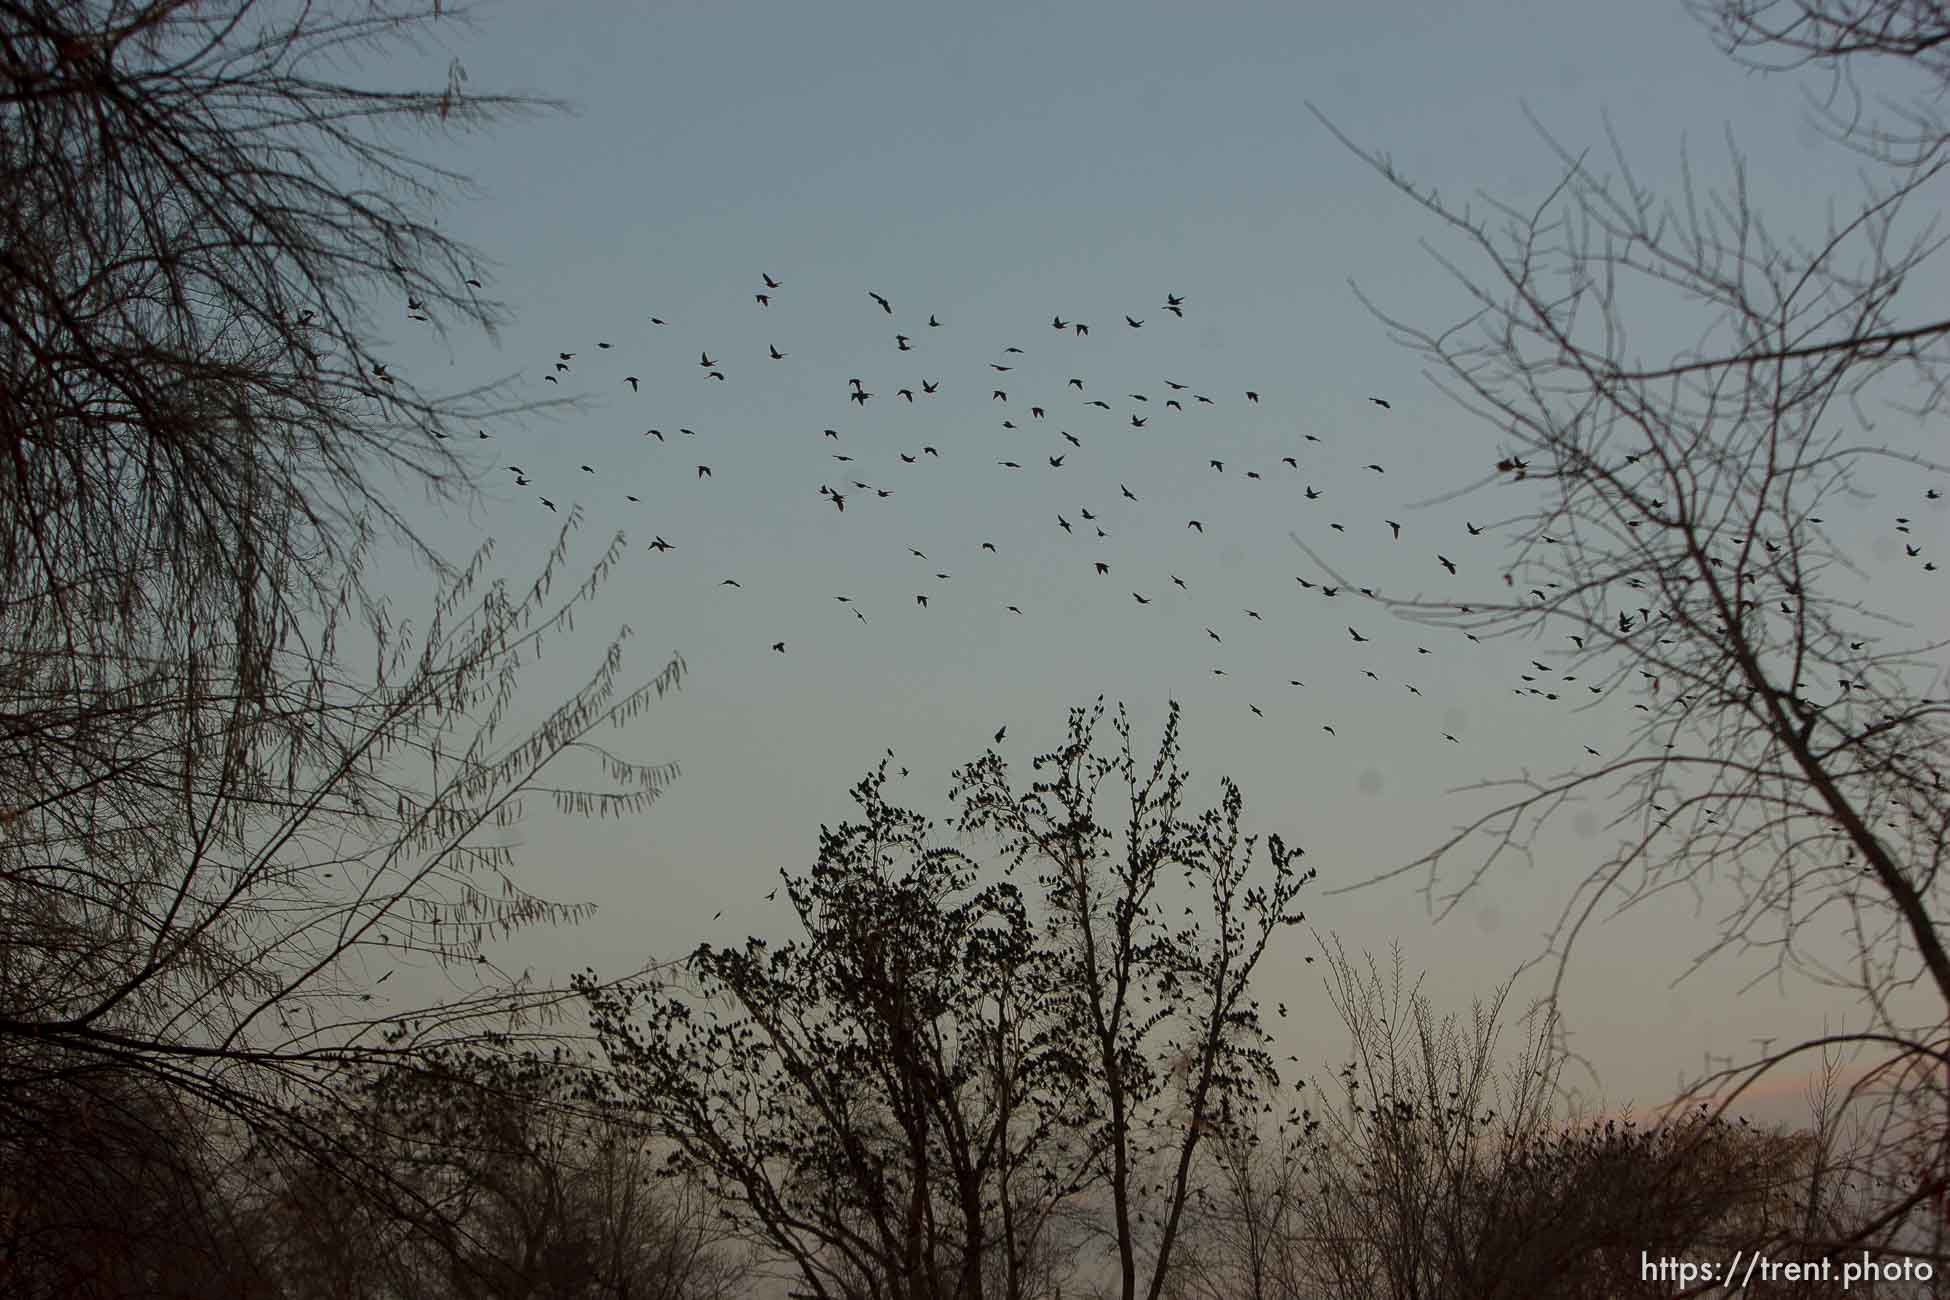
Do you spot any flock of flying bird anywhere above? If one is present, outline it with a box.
[394,271,1943,760]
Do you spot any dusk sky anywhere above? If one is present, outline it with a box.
[362,1,1950,1123]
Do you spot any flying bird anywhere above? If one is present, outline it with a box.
[869,291,893,313]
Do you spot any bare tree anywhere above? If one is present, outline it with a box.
[0,2,697,1282]
[583,700,1313,1300]
[1169,944,1860,1300]
[0,0,564,828]
[1698,0,1950,174]
[237,1044,753,1300]
[0,1063,269,1300]
[0,520,686,1291]
[1309,0,1950,1269]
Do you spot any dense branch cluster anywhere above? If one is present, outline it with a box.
[583,702,1312,1300]
[0,4,683,1292]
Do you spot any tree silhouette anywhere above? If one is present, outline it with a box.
[1319,0,1950,1270]
[1172,943,1853,1300]
[235,1042,752,1300]
[583,700,1313,1300]
[0,3,681,1285]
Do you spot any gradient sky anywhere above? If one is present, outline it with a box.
[356,0,1950,1123]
